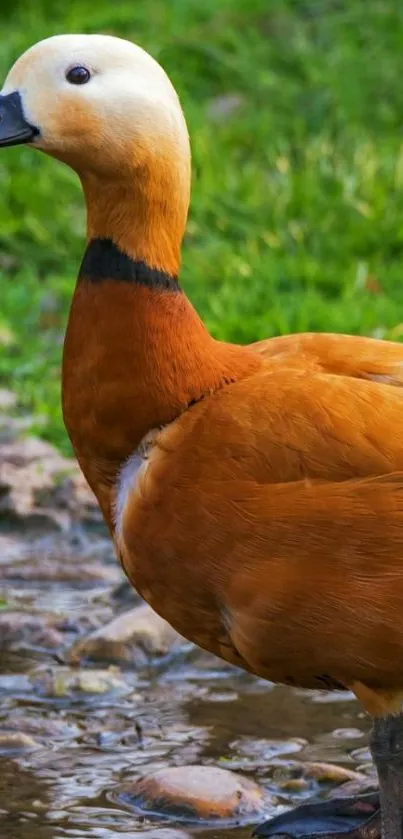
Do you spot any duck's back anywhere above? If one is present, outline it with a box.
[251,331,403,385]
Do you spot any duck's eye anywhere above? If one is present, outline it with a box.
[66,65,91,85]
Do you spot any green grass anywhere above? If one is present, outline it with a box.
[1,0,403,451]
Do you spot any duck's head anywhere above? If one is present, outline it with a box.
[0,34,191,273]
[0,33,190,174]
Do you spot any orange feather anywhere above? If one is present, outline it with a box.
[61,176,403,717]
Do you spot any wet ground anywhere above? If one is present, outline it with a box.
[0,408,377,839]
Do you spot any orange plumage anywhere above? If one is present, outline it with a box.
[3,33,403,839]
[116,336,403,699]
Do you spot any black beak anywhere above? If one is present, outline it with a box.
[0,91,39,147]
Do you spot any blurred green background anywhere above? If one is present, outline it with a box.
[1,0,403,451]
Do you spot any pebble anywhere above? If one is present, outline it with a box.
[2,557,121,585]
[350,746,372,763]
[331,728,365,740]
[0,611,65,649]
[113,765,268,824]
[0,731,39,752]
[302,762,366,783]
[32,666,128,697]
[278,777,311,792]
[329,776,378,798]
[0,434,101,528]
[222,737,306,770]
[2,711,79,740]
[0,674,32,694]
[69,603,184,666]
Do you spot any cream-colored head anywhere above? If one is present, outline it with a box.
[0,34,191,272]
[1,34,190,173]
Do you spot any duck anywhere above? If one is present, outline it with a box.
[2,33,403,839]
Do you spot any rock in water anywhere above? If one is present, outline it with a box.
[113,765,269,824]
[69,603,184,666]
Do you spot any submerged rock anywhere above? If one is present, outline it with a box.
[113,765,268,824]
[274,760,367,793]
[329,776,378,798]
[1,711,79,740]
[32,665,129,697]
[0,731,39,753]
[302,762,366,784]
[69,603,184,666]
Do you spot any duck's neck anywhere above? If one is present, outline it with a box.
[62,178,260,525]
[81,158,189,277]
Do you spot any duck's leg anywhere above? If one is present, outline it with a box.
[370,714,403,839]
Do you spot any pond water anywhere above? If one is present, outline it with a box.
[0,527,374,839]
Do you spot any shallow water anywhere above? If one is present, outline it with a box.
[0,527,374,839]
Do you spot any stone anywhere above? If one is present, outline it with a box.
[278,777,310,793]
[302,762,366,784]
[0,611,66,650]
[2,711,79,740]
[329,777,378,798]
[1,556,121,585]
[69,603,183,666]
[32,666,128,697]
[350,746,372,763]
[0,731,38,752]
[0,674,32,694]
[331,727,365,739]
[113,765,267,824]
[0,534,24,563]
[0,433,101,529]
